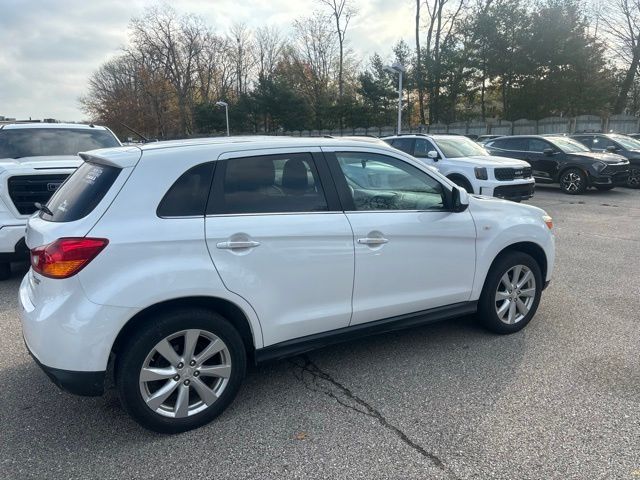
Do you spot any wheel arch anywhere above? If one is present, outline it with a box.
[491,241,548,283]
[110,296,258,363]
[555,164,589,183]
[446,173,474,194]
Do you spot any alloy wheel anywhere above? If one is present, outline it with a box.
[628,168,640,188]
[139,329,232,418]
[494,265,537,325]
[560,172,582,193]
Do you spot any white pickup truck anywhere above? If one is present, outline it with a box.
[0,123,120,279]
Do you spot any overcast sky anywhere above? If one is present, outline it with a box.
[0,0,414,121]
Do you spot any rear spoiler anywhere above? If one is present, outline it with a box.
[79,147,142,169]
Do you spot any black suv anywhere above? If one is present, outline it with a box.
[485,135,630,194]
[570,133,640,188]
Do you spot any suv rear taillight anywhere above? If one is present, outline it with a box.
[30,238,108,279]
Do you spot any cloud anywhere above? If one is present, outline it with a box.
[0,0,414,120]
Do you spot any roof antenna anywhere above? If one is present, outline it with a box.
[119,122,149,143]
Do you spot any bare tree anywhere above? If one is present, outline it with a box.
[416,0,426,125]
[229,23,256,96]
[601,0,640,113]
[318,0,356,100]
[255,26,284,79]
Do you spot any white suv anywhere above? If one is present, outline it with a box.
[0,123,121,279]
[20,137,555,433]
[384,134,535,201]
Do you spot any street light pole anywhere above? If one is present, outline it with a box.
[215,101,229,136]
[384,62,406,135]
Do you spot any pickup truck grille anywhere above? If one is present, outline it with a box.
[7,174,70,215]
[494,167,532,181]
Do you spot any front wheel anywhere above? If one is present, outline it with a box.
[448,175,474,194]
[116,309,247,433]
[478,251,543,334]
[627,167,640,189]
[559,168,587,194]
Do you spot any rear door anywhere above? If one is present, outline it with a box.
[323,148,476,325]
[526,138,560,180]
[205,148,354,346]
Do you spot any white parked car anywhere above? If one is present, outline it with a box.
[383,134,535,202]
[0,123,121,279]
[20,136,555,433]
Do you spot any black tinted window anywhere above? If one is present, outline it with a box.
[390,138,414,154]
[493,138,528,151]
[528,139,552,153]
[414,139,437,157]
[158,163,215,217]
[210,153,328,214]
[0,128,120,159]
[572,136,593,148]
[43,162,120,222]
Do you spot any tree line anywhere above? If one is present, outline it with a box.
[80,0,640,139]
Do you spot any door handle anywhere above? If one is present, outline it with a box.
[216,240,261,249]
[357,237,389,245]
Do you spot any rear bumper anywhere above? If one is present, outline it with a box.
[24,337,105,396]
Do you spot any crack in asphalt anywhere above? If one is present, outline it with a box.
[290,355,460,479]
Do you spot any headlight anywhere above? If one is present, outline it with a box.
[475,167,488,180]
[542,214,553,230]
[593,161,607,172]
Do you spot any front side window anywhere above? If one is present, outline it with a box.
[414,138,438,158]
[0,128,120,159]
[210,153,328,214]
[335,152,445,211]
[528,138,553,153]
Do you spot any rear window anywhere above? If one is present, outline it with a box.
[0,128,120,159]
[42,162,121,222]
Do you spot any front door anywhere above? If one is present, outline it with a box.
[324,149,477,326]
[205,149,354,346]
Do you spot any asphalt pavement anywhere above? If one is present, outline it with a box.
[1,185,638,479]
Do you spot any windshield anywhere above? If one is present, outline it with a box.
[609,134,640,150]
[432,137,489,158]
[548,137,590,153]
[0,128,120,159]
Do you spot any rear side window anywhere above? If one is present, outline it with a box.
[43,162,121,222]
[390,138,414,154]
[414,138,437,158]
[157,163,215,217]
[492,138,528,151]
[209,153,328,215]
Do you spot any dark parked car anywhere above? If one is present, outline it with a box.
[477,135,502,144]
[629,133,640,141]
[571,133,640,188]
[485,135,630,194]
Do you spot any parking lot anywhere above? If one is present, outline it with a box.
[0,185,638,480]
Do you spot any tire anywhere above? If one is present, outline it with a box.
[448,175,474,194]
[627,167,640,189]
[595,185,615,191]
[116,308,247,433]
[0,263,10,281]
[559,168,587,195]
[478,251,543,334]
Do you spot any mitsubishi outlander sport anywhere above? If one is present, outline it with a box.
[20,137,555,433]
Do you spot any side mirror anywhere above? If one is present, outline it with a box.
[451,187,469,213]
[427,150,439,160]
[606,145,617,153]
[543,148,555,156]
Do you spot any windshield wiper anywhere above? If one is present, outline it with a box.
[34,202,54,216]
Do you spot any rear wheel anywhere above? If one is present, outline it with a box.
[0,263,10,281]
[478,251,543,334]
[559,168,587,194]
[627,167,640,189]
[116,309,246,433]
